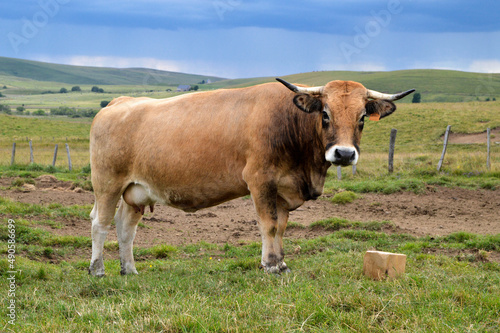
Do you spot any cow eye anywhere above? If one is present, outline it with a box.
[322,111,330,123]
[358,116,365,130]
[322,111,330,128]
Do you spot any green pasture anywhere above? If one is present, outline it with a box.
[0,74,183,110]
[1,99,499,174]
[0,211,499,332]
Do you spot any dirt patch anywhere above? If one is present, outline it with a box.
[444,127,500,144]
[1,177,499,248]
[0,176,93,206]
[423,248,499,263]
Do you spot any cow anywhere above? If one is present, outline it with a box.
[89,78,414,276]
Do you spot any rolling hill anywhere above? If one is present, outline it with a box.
[1,56,500,103]
[0,56,224,86]
[211,70,500,103]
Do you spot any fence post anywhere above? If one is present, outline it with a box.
[437,125,451,171]
[65,143,72,171]
[388,128,397,173]
[52,144,59,167]
[11,142,16,165]
[29,140,34,164]
[486,128,491,171]
[337,165,342,180]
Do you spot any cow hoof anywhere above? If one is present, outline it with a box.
[265,265,281,274]
[120,262,139,275]
[89,267,106,277]
[262,262,291,274]
[89,260,105,277]
[120,268,139,276]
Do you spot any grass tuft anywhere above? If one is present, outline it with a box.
[287,221,306,229]
[330,190,359,204]
[310,218,391,232]
[36,267,48,280]
[136,244,179,259]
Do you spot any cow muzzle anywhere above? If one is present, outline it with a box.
[325,145,358,166]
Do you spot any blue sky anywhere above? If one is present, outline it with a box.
[1,0,499,78]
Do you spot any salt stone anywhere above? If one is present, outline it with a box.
[363,250,406,280]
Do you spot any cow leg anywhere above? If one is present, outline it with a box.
[89,193,120,276]
[115,199,142,275]
[273,199,291,273]
[250,183,290,273]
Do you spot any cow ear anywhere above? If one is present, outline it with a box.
[293,94,323,113]
[365,100,396,121]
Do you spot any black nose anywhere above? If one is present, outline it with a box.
[334,148,356,166]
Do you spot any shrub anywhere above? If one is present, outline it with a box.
[49,106,97,118]
[33,109,46,116]
[50,106,75,116]
[412,92,421,103]
[91,86,104,93]
[81,164,91,174]
[0,104,11,114]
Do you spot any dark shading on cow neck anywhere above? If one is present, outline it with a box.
[267,104,324,168]
[265,99,331,202]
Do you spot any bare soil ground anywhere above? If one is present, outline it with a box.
[445,127,500,144]
[1,176,499,251]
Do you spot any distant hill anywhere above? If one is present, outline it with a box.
[0,57,224,86]
[212,70,500,103]
[1,56,499,102]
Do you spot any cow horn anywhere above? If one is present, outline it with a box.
[276,78,324,95]
[367,88,415,101]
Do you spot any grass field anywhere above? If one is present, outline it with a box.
[1,99,498,174]
[0,213,499,332]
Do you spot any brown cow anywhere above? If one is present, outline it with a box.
[89,79,414,276]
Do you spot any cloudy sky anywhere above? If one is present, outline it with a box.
[1,0,499,78]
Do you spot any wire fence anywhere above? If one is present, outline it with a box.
[1,140,89,170]
[1,127,498,173]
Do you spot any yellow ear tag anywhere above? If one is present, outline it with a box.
[369,114,381,121]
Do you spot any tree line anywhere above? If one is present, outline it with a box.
[41,86,106,94]
[0,105,99,118]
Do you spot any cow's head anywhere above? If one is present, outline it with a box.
[277,78,414,166]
